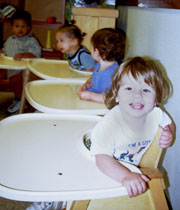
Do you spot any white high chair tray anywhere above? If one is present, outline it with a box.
[0,114,141,202]
[25,80,108,115]
[0,54,27,70]
[28,59,91,80]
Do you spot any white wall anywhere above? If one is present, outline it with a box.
[117,7,180,210]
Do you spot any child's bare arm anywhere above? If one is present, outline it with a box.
[160,123,175,148]
[95,154,149,197]
[84,68,94,72]
[13,52,37,60]
[78,90,104,103]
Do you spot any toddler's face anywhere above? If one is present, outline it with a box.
[56,32,76,54]
[12,19,30,37]
[116,73,156,120]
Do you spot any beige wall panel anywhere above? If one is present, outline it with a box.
[72,15,98,51]
[72,7,119,18]
[98,17,116,29]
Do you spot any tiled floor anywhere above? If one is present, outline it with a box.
[0,92,34,210]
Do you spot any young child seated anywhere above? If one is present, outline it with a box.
[56,21,96,72]
[90,56,174,197]
[0,10,41,114]
[78,28,125,103]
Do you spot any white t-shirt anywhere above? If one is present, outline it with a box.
[90,105,171,166]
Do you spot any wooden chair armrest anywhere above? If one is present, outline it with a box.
[140,168,163,179]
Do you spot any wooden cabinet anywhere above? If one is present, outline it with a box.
[72,7,119,51]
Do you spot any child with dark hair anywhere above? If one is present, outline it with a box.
[78,27,125,103]
[56,22,96,71]
[0,10,41,114]
[3,10,41,59]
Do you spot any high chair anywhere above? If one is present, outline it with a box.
[0,113,168,210]
[27,58,91,80]
[25,79,108,115]
[0,54,29,113]
[0,113,138,201]
[1,54,92,114]
[68,127,168,210]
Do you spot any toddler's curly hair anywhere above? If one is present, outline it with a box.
[91,28,125,62]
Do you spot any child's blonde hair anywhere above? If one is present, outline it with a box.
[56,21,85,45]
[91,28,125,62]
[105,56,172,109]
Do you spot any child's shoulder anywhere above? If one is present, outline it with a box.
[101,106,121,124]
[25,34,36,39]
[147,107,172,127]
[149,107,164,117]
[24,34,40,43]
[78,46,91,57]
[92,106,123,138]
[6,35,16,40]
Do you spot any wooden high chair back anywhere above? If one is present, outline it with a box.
[140,127,162,168]
[68,127,169,210]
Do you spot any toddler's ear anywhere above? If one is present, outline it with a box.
[73,38,78,45]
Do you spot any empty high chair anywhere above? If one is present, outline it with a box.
[25,79,108,115]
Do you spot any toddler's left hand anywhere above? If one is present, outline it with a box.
[14,53,36,60]
[159,123,174,148]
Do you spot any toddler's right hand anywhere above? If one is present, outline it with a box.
[122,172,149,198]
[80,78,92,91]
[78,90,91,101]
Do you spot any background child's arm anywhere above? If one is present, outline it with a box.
[13,52,37,60]
[0,49,3,54]
[95,154,149,197]
[84,67,94,72]
[78,91,104,103]
[159,123,175,148]
[79,77,92,91]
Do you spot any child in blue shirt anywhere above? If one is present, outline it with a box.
[78,28,125,103]
[0,10,41,114]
